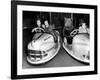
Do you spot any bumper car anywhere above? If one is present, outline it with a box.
[63,29,90,63]
[27,27,60,65]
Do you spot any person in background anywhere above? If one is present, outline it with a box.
[44,20,52,32]
[44,20,57,42]
[78,19,90,34]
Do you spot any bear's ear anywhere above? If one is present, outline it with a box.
[64,17,68,21]
[64,18,72,23]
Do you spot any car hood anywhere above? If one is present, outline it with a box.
[28,33,55,51]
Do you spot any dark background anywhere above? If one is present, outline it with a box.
[23,11,89,29]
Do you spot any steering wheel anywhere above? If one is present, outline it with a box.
[32,27,45,33]
[70,29,79,37]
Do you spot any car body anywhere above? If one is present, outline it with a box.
[27,31,60,65]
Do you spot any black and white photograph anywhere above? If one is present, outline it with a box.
[22,11,90,68]
[11,1,97,79]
